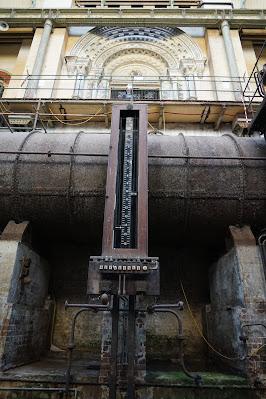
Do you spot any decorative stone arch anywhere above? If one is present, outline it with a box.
[102,48,168,76]
[66,27,206,100]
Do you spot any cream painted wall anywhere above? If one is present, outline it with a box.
[205,29,233,101]
[37,28,68,98]
[242,41,257,100]
[0,0,266,7]
[3,40,31,99]
[10,27,43,99]
[234,0,266,8]
[205,28,249,102]
[55,36,80,99]
[242,41,257,76]
[231,29,249,99]
[193,37,214,101]
[0,44,20,74]
[5,28,68,99]
[0,27,257,102]
[0,0,73,7]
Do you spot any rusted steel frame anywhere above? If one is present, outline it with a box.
[64,301,110,310]
[32,101,47,133]
[102,104,148,257]
[1,149,266,161]
[0,112,15,134]
[127,295,136,399]
[109,295,119,399]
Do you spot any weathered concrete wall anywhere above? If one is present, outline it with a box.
[207,226,266,382]
[0,224,51,370]
[50,244,213,370]
[50,244,102,353]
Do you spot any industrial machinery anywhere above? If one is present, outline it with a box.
[1,107,266,398]
[64,105,200,398]
[87,105,160,297]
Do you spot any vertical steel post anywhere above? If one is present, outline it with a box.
[221,20,242,101]
[25,19,53,99]
[127,295,136,399]
[109,295,119,399]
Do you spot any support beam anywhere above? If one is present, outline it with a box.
[221,20,242,102]
[25,19,53,99]
[214,105,226,130]
[1,9,266,29]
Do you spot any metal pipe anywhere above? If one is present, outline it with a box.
[1,149,266,161]
[135,383,258,389]
[0,387,77,392]
[221,20,242,102]
[0,381,256,389]
[65,308,92,392]
[148,302,184,311]
[25,19,53,99]
[148,308,201,385]
[65,302,110,392]
[0,132,266,245]
[65,301,110,311]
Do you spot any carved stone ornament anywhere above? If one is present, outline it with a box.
[67,27,207,78]
[180,59,206,77]
[65,56,91,76]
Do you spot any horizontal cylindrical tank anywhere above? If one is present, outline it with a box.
[0,131,265,245]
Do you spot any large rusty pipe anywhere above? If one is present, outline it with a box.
[0,131,266,244]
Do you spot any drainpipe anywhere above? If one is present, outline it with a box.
[25,19,53,99]
[221,20,242,101]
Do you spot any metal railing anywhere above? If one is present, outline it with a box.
[75,0,200,8]
[0,73,254,102]
[111,89,160,101]
[242,40,266,118]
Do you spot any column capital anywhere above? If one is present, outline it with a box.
[44,19,53,28]
[65,56,90,76]
[221,19,230,29]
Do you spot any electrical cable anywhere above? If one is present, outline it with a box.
[48,106,103,125]
[180,280,244,361]
[180,280,266,360]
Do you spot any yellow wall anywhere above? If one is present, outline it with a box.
[0,44,21,75]
[205,29,233,101]
[0,27,259,102]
